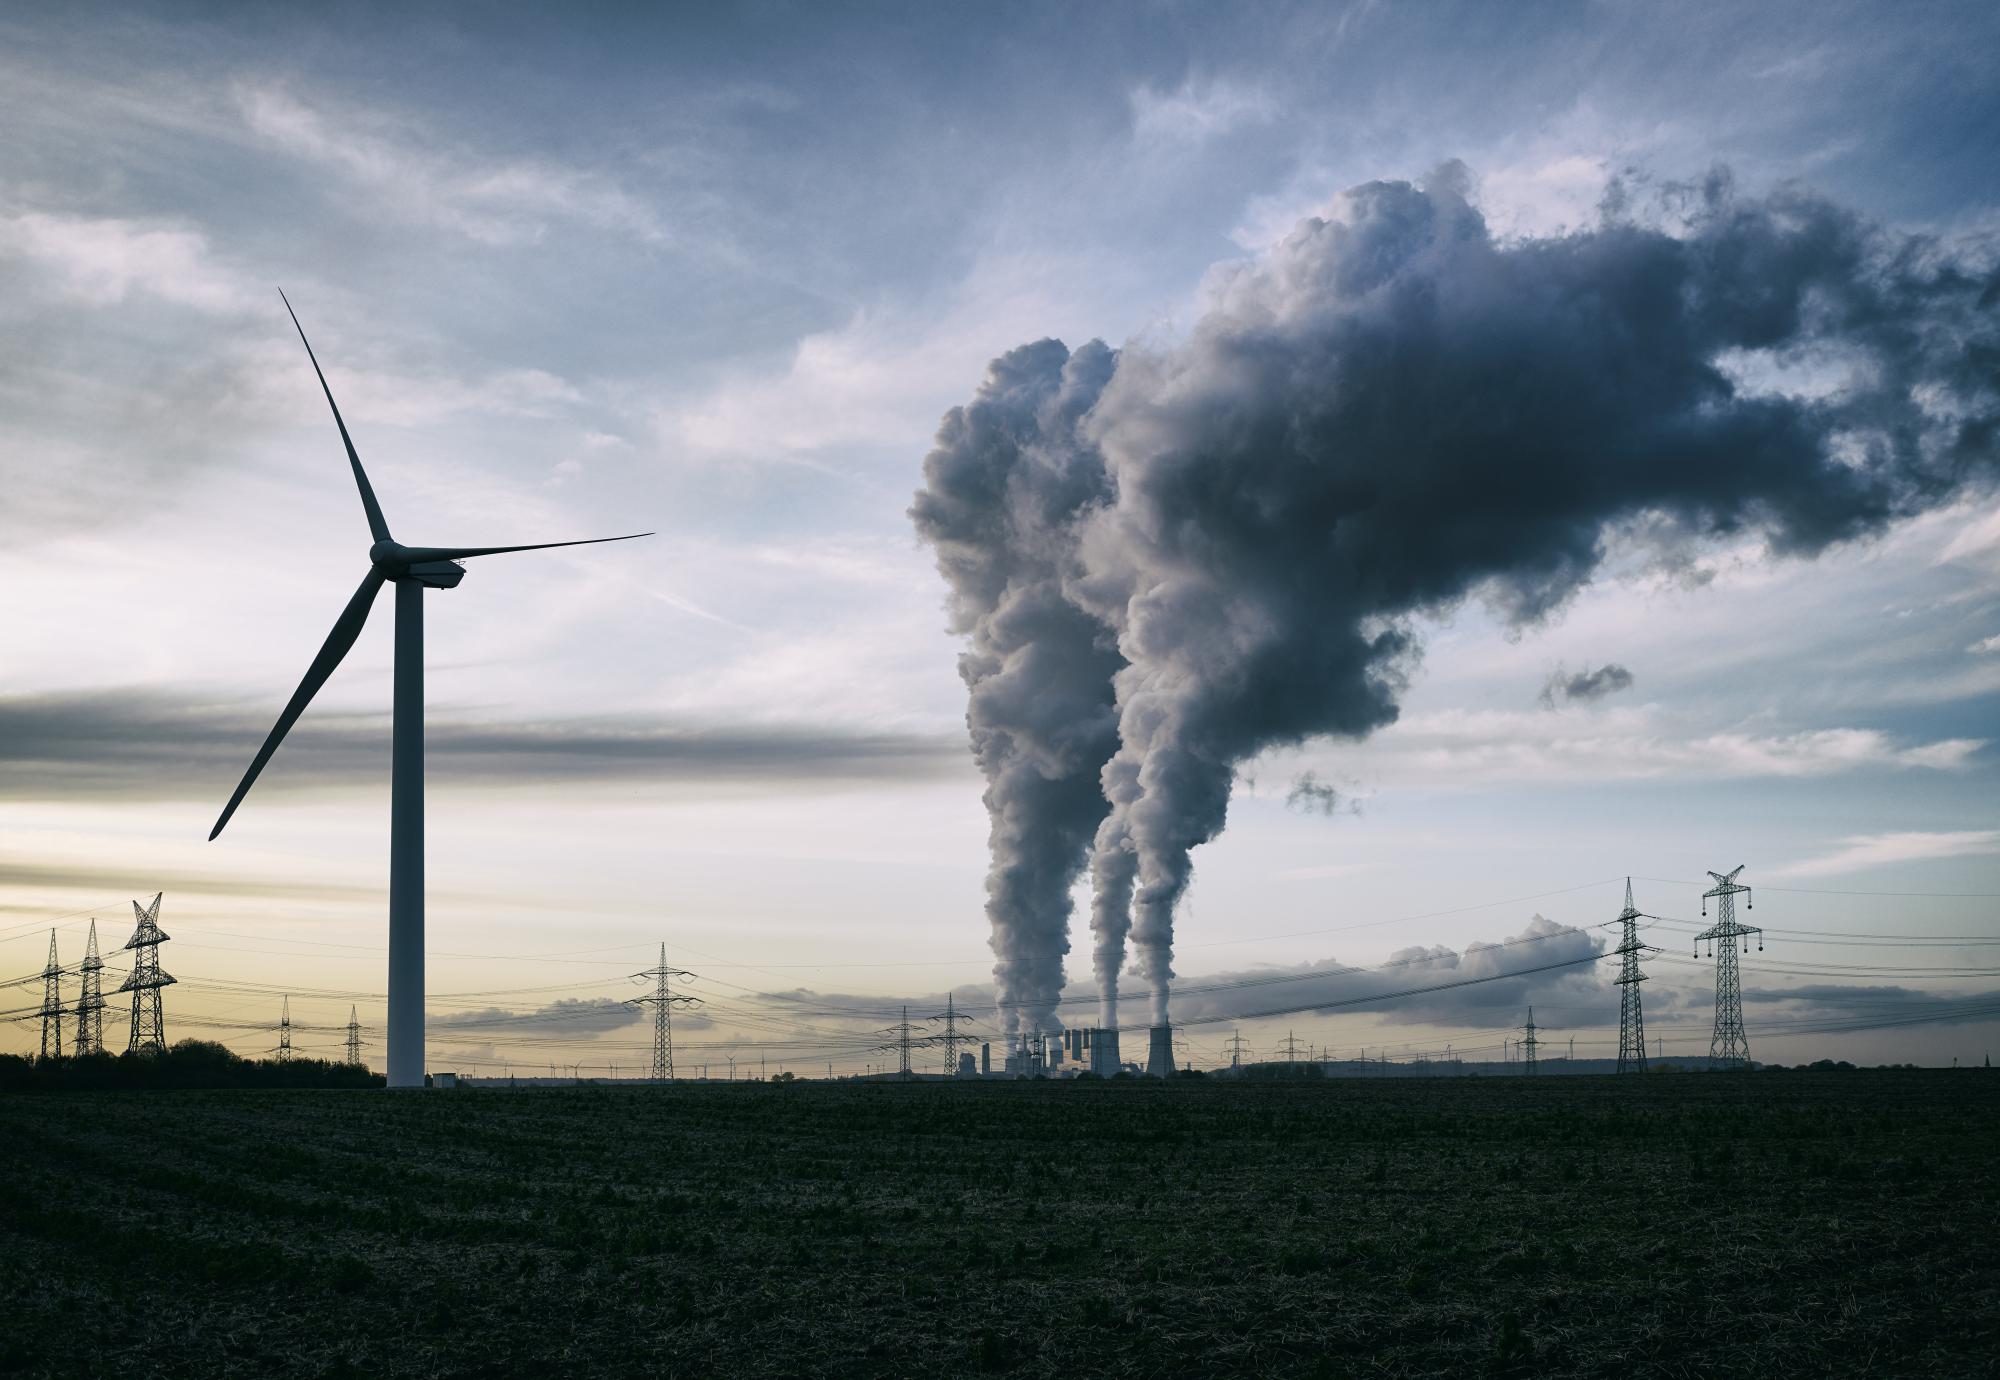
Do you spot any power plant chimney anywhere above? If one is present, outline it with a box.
[1090,1026,1122,1076]
[980,1041,991,1076]
[1146,1024,1174,1078]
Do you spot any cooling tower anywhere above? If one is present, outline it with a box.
[1146,1024,1173,1078]
[1090,1027,1121,1076]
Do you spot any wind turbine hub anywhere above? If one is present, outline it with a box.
[368,540,467,587]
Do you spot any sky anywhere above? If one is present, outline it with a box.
[2,1,1997,1074]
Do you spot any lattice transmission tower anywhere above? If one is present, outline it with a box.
[118,892,175,1053]
[1695,866,1760,1070]
[275,995,293,1061]
[1613,878,1649,1074]
[1223,1030,1249,1069]
[928,993,972,1075]
[1520,1007,1540,1076]
[38,931,64,1061]
[345,1005,362,1066]
[1279,1029,1306,1070]
[73,919,106,1057]
[879,1006,921,1077]
[626,944,701,1080]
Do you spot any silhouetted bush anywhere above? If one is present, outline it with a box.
[0,1040,383,1091]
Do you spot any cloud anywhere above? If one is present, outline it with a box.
[1129,78,1275,144]
[0,688,966,801]
[1538,662,1635,708]
[432,997,688,1035]
[1770,830,2000,878]
[1162,915,1609,1028]
[0,211,260,314]
[1970,634,2000,654]
[234,83,667,247]
[1743,984,2000,1022]
[0,859,378,903]
[1318,707,1987,786]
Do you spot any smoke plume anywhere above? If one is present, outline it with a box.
[921,163,1999,1030]
[1539,662,1636,708]
[910,339,1123,1034]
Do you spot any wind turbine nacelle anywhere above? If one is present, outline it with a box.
[405,560,466,588]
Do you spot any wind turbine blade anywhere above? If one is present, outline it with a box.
[210,567,388,841]
[392,532,654,563]
[279,290,392,544]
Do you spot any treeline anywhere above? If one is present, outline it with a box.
[0,1040,384,1091]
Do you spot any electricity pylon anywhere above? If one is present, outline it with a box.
[927,993,972,1075]
[276,995,293,1061]
[627,944,701,1080]
[880,1006,920,1077]
[73,920,106,1057]
[1613,878,1649,1074]
[345,1005,362,1066]
[38,931,63,1061]
[1696,866,1760,1070]
[118,892,174,1053]
[1279,1029,1306,1070]
[1223,1030,1249,1069]
[1520,1007,1540,1076]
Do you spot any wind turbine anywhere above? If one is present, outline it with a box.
[211,292,650,1088]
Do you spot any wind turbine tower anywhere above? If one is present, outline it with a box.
[209,295,649,1088]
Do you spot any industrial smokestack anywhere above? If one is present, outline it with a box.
[980,1041,991,1076]
[1089,1026,1120,1076]
[1146,1025,1174,1079]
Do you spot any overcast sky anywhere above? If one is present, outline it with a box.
[3,2,1997,1072]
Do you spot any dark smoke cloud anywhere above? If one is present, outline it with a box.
[922,162,1999,1028]
[910,339,1124,1034]
[1539,662,1636,708]
[1284,771,1354,817]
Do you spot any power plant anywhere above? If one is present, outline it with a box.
[1,870,1816,1081]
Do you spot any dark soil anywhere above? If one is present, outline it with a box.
[2,1070,1994,1377]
